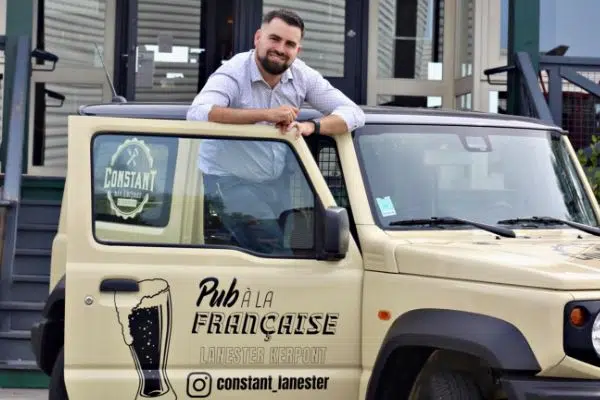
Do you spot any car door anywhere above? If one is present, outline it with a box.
[63,114,364,399]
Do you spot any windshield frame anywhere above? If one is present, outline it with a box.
[353,122,599,232]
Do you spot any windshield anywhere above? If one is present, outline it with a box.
[354,124,598,230]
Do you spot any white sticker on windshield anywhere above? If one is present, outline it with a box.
[376,196,397,217]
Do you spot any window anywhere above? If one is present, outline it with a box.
[93,134,178,227]
[306,134,359,247]
[92,133,318,258]
[377,94,443,108]
[500,0,508,51]
[455,0,473,78]
[355,124,597,229]
[377,0,445,80]
[317,144,349,209]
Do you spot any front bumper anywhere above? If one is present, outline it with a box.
[502,376,600,399]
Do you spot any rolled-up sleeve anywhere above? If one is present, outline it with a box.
[304,70,366,131]
[186,73,240,121]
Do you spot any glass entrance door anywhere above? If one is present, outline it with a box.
[114,0,364,104]
[115,0,234,103]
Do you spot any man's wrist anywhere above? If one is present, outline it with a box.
[307,119,320,135]
[258,108,271,122]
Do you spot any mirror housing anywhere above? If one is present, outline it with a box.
[320,206,350,260]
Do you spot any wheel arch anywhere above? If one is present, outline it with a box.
[32,275,66,376]
[43,275,66,320]
[364,308,541,400]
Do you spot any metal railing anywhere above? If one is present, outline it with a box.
[484,51,554,124]
[485,51,600,152]
[0,35,60,314]
[0,35,32,309]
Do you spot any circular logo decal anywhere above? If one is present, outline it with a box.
[103,138,158,220]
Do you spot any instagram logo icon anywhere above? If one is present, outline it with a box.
[187,372,212,398]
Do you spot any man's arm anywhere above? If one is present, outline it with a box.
[207,106,271,124]
[304,70,366,135]
[187,73,299,126]
[186,73,272,124]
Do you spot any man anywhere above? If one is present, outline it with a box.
[187,8,365,255]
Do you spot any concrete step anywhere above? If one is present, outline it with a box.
[12,249,51,277]
[9,275,50,304]
[16,224,57,251]
[0,302,44,332]
[0,330,35,365]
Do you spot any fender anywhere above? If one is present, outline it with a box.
[30,275,65,376]
[42,275,65,318]
[365,308,541,400]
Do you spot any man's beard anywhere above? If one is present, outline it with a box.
[258,51,290,75]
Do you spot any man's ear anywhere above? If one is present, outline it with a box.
[254,29,262,47]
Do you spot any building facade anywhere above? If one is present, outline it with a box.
[0,0,598,179]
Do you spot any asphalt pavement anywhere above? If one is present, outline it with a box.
[0,389,47,399]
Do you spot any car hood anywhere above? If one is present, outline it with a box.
[391,233,600,290]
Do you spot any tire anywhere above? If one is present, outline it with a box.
[48,347,68,400]
[416,370,484,400]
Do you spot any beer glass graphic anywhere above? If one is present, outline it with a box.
[114,278,177,399]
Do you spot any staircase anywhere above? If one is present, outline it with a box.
[0,35,63,379]
[0,198,60,370]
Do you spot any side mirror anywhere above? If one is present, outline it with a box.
[321,206,350,260]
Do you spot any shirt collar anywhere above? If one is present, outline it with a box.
[249,49,294,84]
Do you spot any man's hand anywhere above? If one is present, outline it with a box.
[276,121,315,139]
[265,105,299,125]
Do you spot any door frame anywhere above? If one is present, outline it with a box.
[323,0,367,104]
[113,0,137,101]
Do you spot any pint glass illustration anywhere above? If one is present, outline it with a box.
[114,278,177,399]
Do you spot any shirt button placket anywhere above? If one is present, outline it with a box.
[270,86,279,178]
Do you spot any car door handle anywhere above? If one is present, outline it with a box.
[99,278,139,293]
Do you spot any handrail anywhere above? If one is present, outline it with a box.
[483,51,554,124]
[513,52,554,124]
[0,35,31,305]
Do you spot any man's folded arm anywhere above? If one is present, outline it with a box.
[305,71,366,135]
[187,73,268,124]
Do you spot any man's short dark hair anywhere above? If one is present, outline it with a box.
[263,9,305,38]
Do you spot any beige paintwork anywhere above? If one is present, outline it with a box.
[53,113,600,399]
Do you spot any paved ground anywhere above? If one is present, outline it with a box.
[0,390,47,399]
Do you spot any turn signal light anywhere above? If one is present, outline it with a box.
[378,310,391,321]
[570,306,588,327]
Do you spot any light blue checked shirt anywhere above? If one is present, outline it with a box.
[186,49,365,182]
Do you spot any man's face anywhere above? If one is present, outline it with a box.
[254,18,302,75]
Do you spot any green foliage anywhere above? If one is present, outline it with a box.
[578,135,600,202]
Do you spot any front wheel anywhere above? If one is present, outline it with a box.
[413,370,484,400]
[49,347,68,400]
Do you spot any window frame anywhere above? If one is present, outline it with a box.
[309,134,359,248]
[89,130,328,260]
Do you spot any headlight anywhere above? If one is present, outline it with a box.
[592,312,600,356]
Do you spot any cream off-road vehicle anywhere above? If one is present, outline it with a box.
[29,102,600,400]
